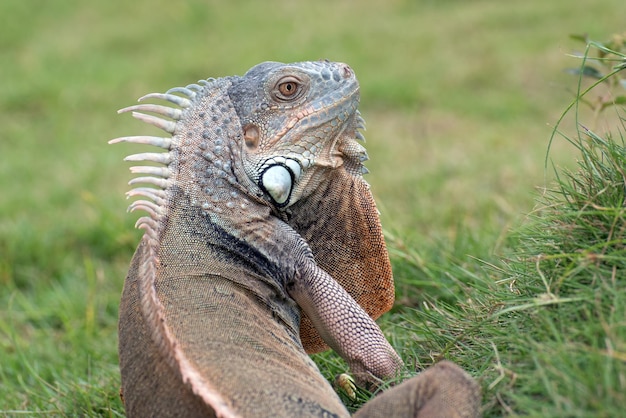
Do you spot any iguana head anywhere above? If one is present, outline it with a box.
[228,60,367,208]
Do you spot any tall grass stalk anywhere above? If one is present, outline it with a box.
[364,37,626,417]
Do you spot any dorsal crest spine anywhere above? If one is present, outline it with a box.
[109,78,221,241]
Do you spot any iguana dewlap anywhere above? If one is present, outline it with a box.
[112,60,481,417]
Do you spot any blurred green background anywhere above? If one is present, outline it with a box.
[1,0,624,414]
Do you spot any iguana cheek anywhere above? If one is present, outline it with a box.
[260,165,293,205]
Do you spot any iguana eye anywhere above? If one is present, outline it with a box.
[273,77,304,102]
[278,82,297,96]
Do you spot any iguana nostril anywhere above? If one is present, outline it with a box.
[341,65,353,79]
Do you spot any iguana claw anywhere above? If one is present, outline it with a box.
[334,373,357,400]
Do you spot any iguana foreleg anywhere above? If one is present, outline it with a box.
[288,260,402,386]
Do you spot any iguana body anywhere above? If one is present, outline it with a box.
[112,61,480,417]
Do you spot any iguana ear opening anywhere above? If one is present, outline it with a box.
[243,123,260,150]
[286,167,394,353]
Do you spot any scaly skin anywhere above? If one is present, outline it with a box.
[112,61,481,417]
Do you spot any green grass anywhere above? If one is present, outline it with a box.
[1,0,625,416]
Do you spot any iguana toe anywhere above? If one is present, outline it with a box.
[334,373,357,400]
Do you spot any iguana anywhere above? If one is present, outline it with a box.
[111,60,481,417]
